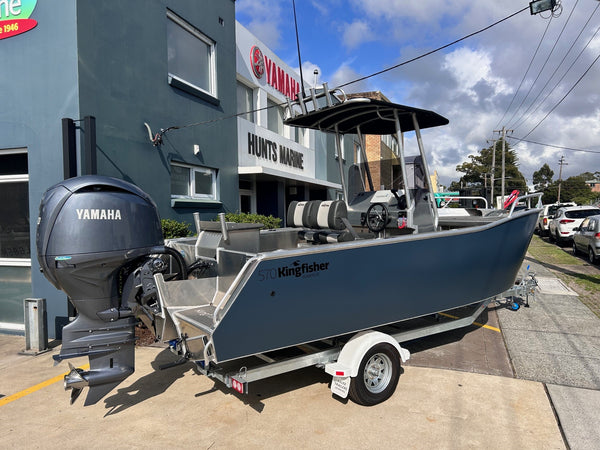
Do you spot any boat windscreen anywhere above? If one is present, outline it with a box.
[348,154,428,195]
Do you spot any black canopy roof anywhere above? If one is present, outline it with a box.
[284,98,449,135]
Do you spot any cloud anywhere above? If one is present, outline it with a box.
[329,63,371,94]
[341,20,375,50]
[236,0,284,50]
[442,47,511,101]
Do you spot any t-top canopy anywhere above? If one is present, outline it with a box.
[284,98,449,135]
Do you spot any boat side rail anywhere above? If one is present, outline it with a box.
[438,196,489,209]
[508,192,543,217]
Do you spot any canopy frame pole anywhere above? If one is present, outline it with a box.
[356,126,374,191]
[334,124,348,202]
[393,110,414,229]
[411,112,439,230]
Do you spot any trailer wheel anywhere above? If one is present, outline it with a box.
[348,343,400,406]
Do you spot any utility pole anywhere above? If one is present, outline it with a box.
[493,127,513,207]
[557,155,567,203]
[486,139,496,207]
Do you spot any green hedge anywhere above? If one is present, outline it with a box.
[223,212,281,229]
[161,218,192,239]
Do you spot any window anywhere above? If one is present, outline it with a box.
[167,10,216,100]
[171,163,218,200]
[237,81,254,123]
[0,148,31,330]
[294,126,305,145]
[0,150,29,261]
[267,98,283,134]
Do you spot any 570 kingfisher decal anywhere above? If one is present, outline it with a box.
[258,260,330,281]
[0,0,37,40]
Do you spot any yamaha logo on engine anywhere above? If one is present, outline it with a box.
[76,208,122,220]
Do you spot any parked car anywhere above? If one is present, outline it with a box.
[536,202,576,236]
[572,214,600,264]
[549,206,600,245]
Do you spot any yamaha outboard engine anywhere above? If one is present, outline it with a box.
[37,175,183,405]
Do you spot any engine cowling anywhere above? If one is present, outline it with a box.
[37,175,164,405]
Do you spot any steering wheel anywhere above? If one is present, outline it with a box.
[366,203,390,233]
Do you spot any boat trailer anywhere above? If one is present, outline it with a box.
[183,272,538,404]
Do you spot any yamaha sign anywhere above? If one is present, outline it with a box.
[248,44,300,100]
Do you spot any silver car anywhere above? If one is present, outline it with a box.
[572,214,600,264]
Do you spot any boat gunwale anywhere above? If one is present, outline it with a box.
[252,207,541,262]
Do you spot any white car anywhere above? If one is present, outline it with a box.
[549,206,600,245]
[536,202,576,236]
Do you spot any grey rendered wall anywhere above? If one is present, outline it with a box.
[75,0,238,224]
[0,1,80,337]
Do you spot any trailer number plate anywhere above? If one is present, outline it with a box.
[331,376,350,398]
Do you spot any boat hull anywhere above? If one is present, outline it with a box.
[209,209,538,362]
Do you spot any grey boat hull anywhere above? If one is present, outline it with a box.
[181,209,538,363]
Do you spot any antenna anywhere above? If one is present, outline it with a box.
[292,0,306,98]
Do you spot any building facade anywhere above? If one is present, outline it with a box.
[1,0,237,338]
[235,22,345,220]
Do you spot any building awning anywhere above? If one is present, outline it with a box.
[238,166,342,190]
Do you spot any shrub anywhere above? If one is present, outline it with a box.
[161,218,192,239]
[223,212,281,229]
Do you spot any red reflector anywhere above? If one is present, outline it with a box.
[335,371,345,376]
[560,219,575,224]
[543,218,548,225]
[231,379,245,394]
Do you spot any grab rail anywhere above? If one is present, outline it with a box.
[438,196,489,209]
[508,192,543,217]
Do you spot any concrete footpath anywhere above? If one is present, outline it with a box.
[497,257,600,450]
[0,336,563,449]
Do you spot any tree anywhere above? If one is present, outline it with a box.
[540,173,599,204]
[454,139,527,192]
[532,163,554,191]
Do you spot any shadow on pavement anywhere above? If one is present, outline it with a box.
[102,348,195,416]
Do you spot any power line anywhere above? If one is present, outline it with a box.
[337,6,529,89]
[520,49,600,139]
[507,0,581,129]
[512,8,600,132]
[495,16,553,129]
[507,136,600,154]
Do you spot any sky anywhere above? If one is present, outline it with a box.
[236,0,600,189]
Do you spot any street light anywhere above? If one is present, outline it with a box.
[529,0,556,15]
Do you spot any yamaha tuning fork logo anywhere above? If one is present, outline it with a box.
[250,45,265,79]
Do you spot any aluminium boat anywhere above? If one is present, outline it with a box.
[36,86,541,406]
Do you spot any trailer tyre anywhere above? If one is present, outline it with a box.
[348,343,400,406]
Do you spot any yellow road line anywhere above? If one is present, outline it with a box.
[438,312,501,333]
[0,363,90,407]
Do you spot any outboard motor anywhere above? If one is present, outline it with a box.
[37,175,184,405]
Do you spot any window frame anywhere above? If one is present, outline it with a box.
[170,162,219,202]
[0,148,30,267]
[167,9,218,102]
[236,80,255,123]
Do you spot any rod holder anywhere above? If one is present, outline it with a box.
[218,213,229,243]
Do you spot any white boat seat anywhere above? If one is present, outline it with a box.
[287,200,355,243]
